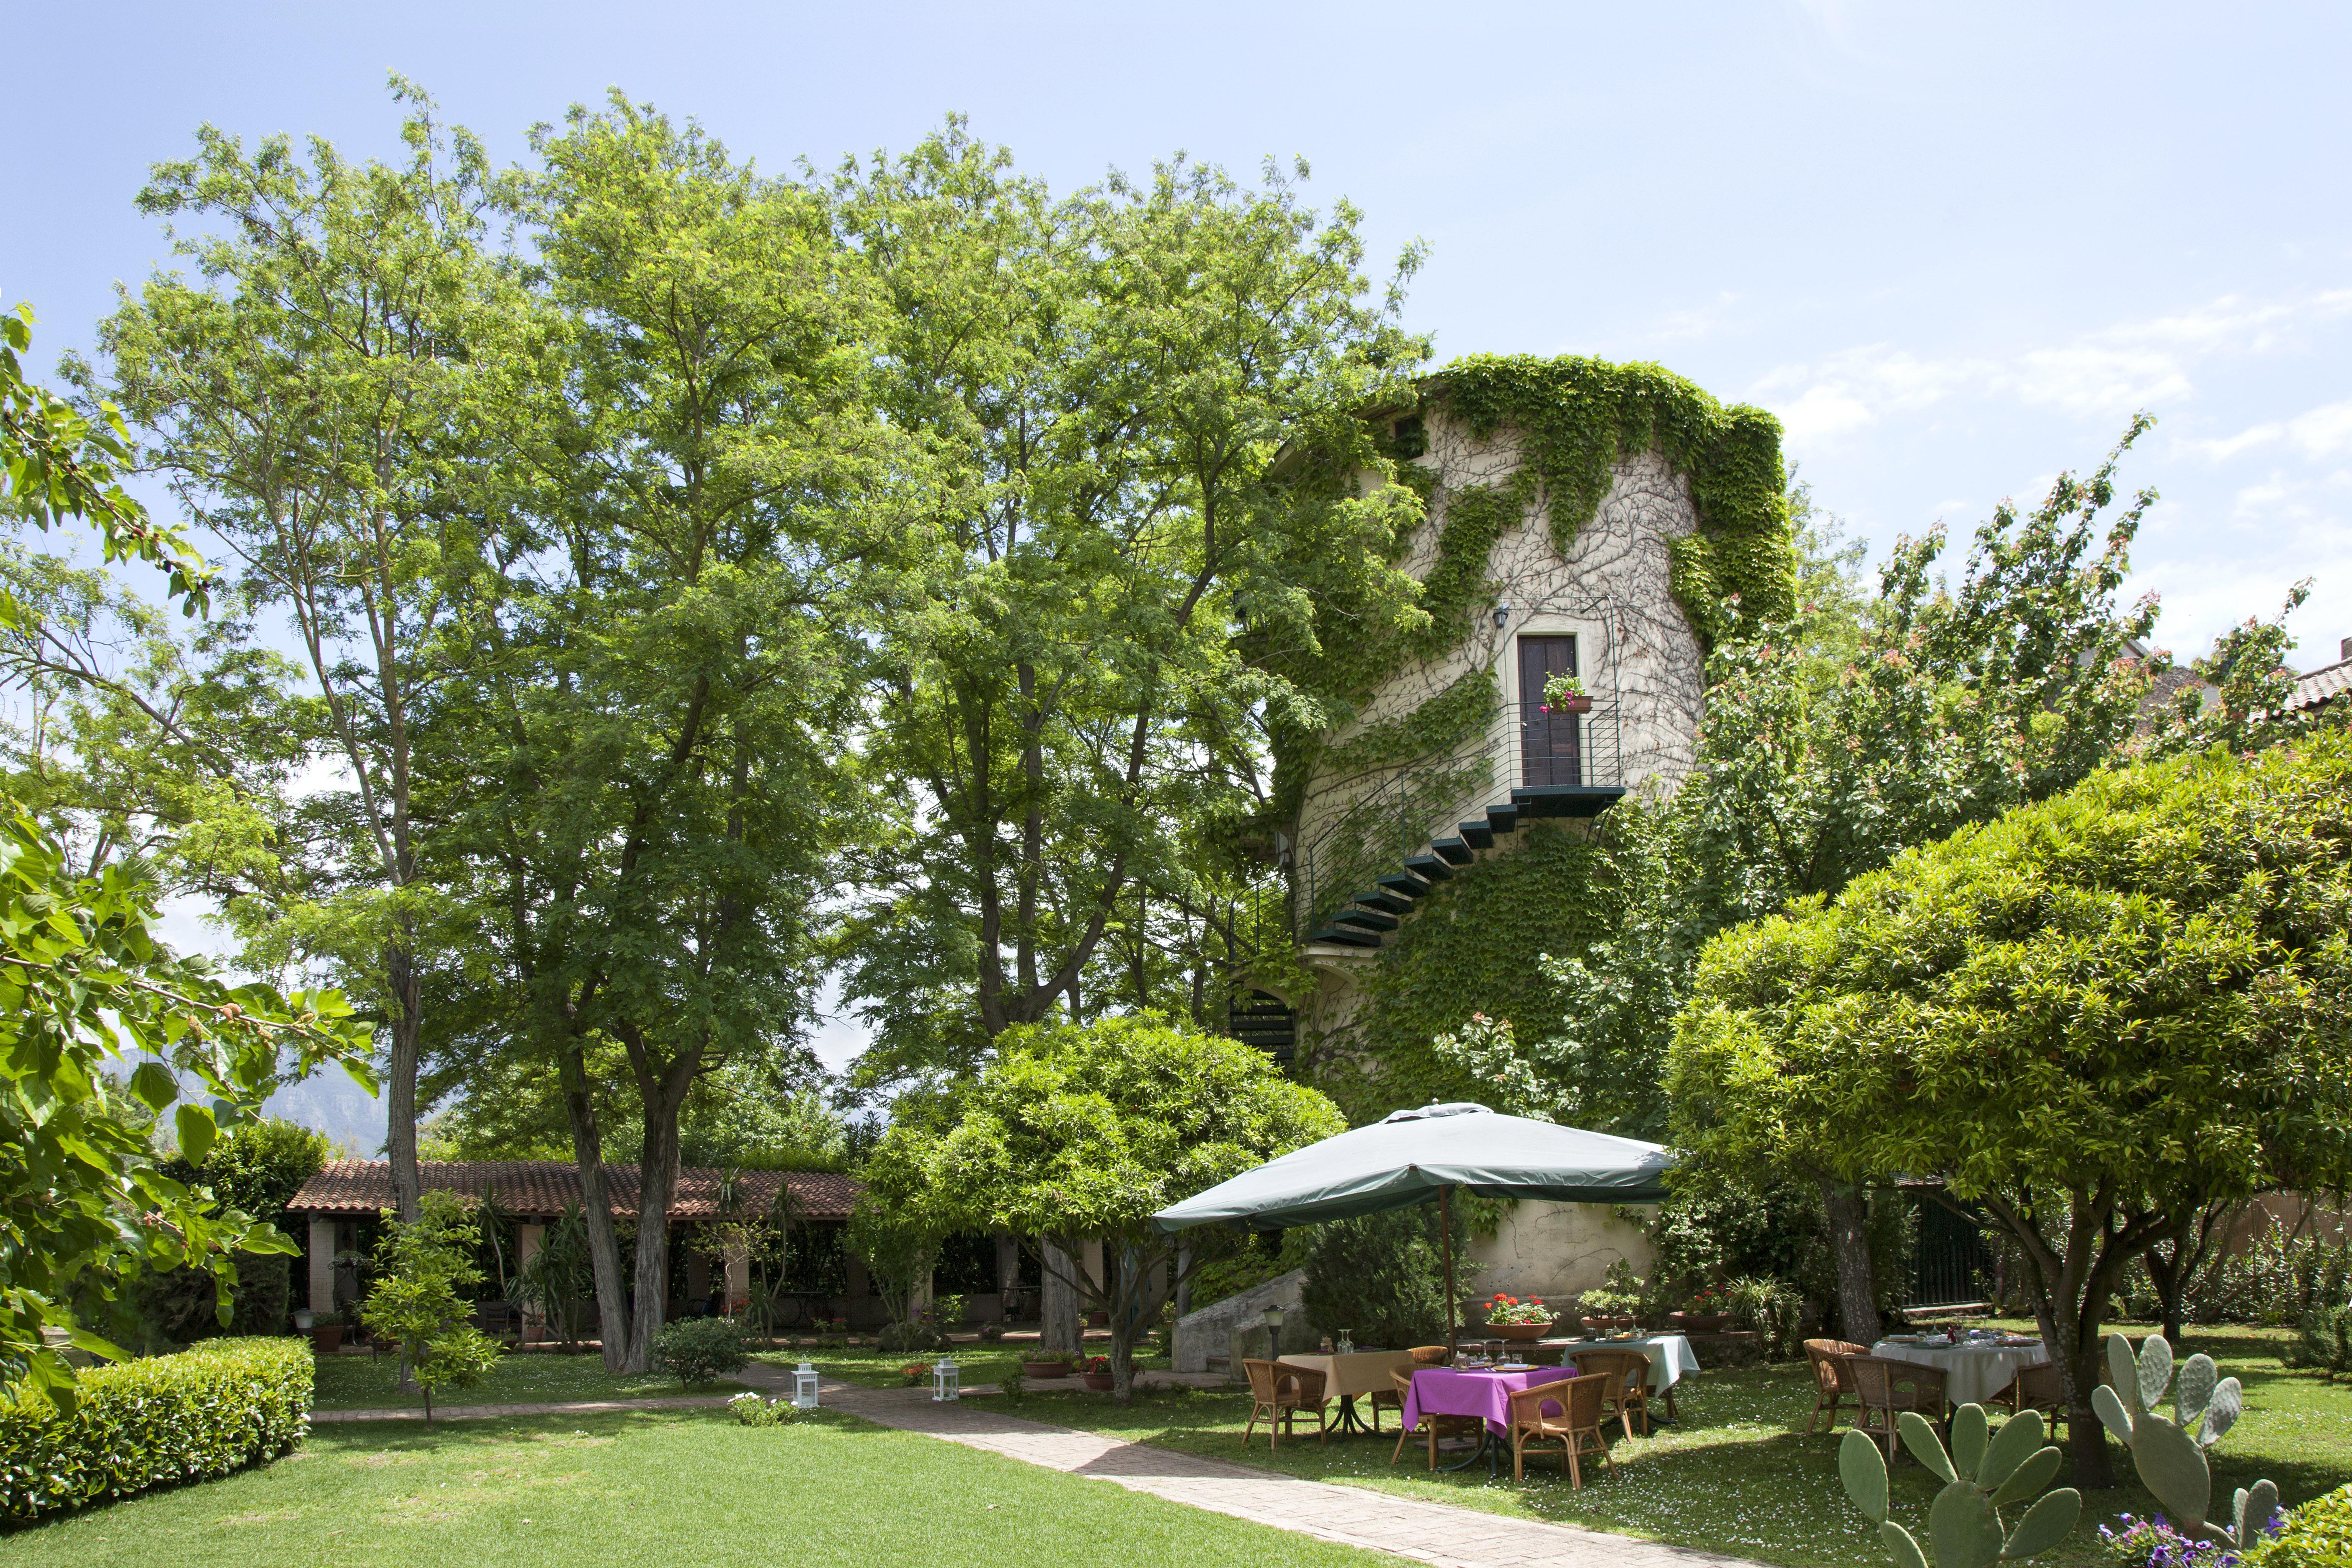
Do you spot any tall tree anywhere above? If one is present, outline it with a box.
[833,126,1426,1083]
[90,83,505,1223]
[437,94,880,1371]
[1669,733,2352,1485]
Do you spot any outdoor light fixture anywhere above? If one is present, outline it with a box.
[1261,1302,1285,1358]
[1493,601,1511,630]
[793,1361,822,1411]
[932,1356,961,1403]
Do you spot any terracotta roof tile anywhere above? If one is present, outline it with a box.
[287,1160,856,1222]
[2295,658,2352,712]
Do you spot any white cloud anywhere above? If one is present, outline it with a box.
[2185,396,2352,465]
[1753,288,2352,444]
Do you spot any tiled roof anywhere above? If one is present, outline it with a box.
[286,1160,857,1221]
[2295,658,2352,712]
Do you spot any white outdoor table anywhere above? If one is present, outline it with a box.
[1545,1333,1700,1393]
[1870,1337,2050,1408]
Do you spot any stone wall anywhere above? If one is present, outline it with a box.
[1465,1200,1657,1310]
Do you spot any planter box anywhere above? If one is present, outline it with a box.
[1080,1372,1114,1391]
[309,1326,343,1354]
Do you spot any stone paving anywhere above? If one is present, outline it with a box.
[731,1364,1759,1568]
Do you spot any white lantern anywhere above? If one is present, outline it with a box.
[792,1361,821,1411]
[931,1356,960,1403]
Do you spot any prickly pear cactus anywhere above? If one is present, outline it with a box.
[1840,1405,2082,1568]
[2091,1332,2277,1551]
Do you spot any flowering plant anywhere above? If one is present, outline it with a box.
[1683,1287,1726,1315]
[2097,1514,2245,1568]
[730,1391,798,1426]
[1539,673,1588,711]
[1083,1355,1111,1374]
[900,1362,930,1386]
[1484,1293,1555,1326]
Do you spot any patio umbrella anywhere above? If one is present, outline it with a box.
[1152,1102,1674,1352]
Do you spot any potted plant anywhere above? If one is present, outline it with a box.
[1540,672,1593,715]
[309,1308,345,1354]
[1080,1355,1114,1391]
[1482,1293,1558,1342]
[1577,1259,1645,1337]
[1021,1356,1073,1379]
[1669,1286,1733,1334]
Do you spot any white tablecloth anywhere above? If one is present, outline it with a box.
[1550,1333,1700,1393]
[1870,1339,2050,1408]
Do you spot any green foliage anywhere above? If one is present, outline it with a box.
[846,1195,945,1349]
[1432,354,1797,646]
[2246,1483,2352,1568]
[358,1191,501,1420]
[1279,1205,1462,1349]
[1186,1237,1284,1308]
[2289,1304,2352,1379]
[160,1117,331,1222]
[1837,1406,2081,1568]
[1673,735,2352,1480]
[1318,667,1498,778]
[652,1318,749,1387]
[2182,1224,2352,1327]
[2093,1332,2278,1551]
[867,1013,1345,1400]
[0,1337,309,1522]
[728,1390,800,1426]
[1724,1276,1805,1360]
[510,1203,596,1346]
[1578,1259,1646,1318]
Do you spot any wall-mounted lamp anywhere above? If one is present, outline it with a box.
[1492,602,1511,630]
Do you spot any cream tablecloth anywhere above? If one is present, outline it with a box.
[1275,1350,1418,1399]
[1548,1333,1700,1393]
[1870,1338,2049,1408]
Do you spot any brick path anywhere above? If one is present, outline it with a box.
[731,1365,1758,1568]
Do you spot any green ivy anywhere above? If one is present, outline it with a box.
[1306,822,1617,1121]
[1319,665,1499,779]
[1432,354,1796,647]
[0,1337,310,1521]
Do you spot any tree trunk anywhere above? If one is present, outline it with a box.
[1173,1243,1193,1323]
[1040,1238,1082,1355]
[383,944,424,1224]
[2033,1269,2117,1489]
[561,1049,633,1372]
[1822,1180,1883,1346]
[624,1099,684,1374]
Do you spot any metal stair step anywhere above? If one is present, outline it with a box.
[1431,836,1474,867]
[1334,905,1400,932]
[1308,926,1385,948]
[1375,871,1432,899]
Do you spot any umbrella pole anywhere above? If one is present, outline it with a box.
[1440,1184,1457,1359]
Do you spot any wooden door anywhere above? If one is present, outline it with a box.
[1517,635,1581,787]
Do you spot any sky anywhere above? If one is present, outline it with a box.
[10,0,2350,1125]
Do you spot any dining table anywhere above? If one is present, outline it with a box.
[1870,1335,2050,1409]
[1398,1362,1577,1478]
[1274,1350,1419,1434]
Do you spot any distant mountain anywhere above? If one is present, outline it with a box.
[263,1065,384,1157]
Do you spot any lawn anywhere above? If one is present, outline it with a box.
[0,1406,1387,1568]
[1005,1325,2352,1568]
[750,1341,1171,1391]
[311,1349,745,1410]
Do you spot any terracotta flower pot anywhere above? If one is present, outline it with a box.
[1081,1372,1114,1391]
[1671,1312,1733,1333]
[310,1326,343,1353]
[1086,1310,1109,1327]
[1020,1359,1072,1380]
[1488,1320,1556,1342]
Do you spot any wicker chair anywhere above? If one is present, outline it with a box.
[1848,1355,1949,1461]
[1408,1344,1452,1366]
[1241,1359,1328,1451]
[1803,1338,1870,1436]
[1569,1348,1654,1440]
[1389,1367,1485,1469]
[1994,1361,2071,1440]
[1508,1372,1616,1487]
[1366,1374,1403,1433]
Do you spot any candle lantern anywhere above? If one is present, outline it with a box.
[792,1361,821,1411]
[932,1357,960,1403]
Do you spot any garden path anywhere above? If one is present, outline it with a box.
[314,1394,734,1421]
[739,1366,1762,1568]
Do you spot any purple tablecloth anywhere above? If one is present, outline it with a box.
[1400,1365,1576,1437]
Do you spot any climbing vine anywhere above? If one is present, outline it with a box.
[1304,821,1622,1122]
[1318,666,1499,780]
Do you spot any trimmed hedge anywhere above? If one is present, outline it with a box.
[0,1337,311,1522]
[2250,1484,2352,1568]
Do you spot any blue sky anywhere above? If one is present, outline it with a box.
[11,0,2350,1097]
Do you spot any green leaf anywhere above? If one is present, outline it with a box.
[2133,1412,2213,1527]
[2198,1377,2241,1447]
[1978,1407,2045,1490]
[2092,1382,2134,1443]
[2106,1334,2141,1414]
[2137,1334,2174,1413]
[128,1060,179,1112]
[2174,1352,2217,1429]
[1901,1410,1957,1481]
[1990,1446,2065,1506]
[1841,1428,1890,1523]
[174,1102,217,1164]
[1951,1401,1989,1480]
[2001,1488,2081,1559]
[1882,1521,1929,1568]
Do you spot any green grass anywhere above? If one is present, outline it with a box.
[0,1406,1387,1567]
[1003,1325,2352,1568]
[310,1350,744,1410]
